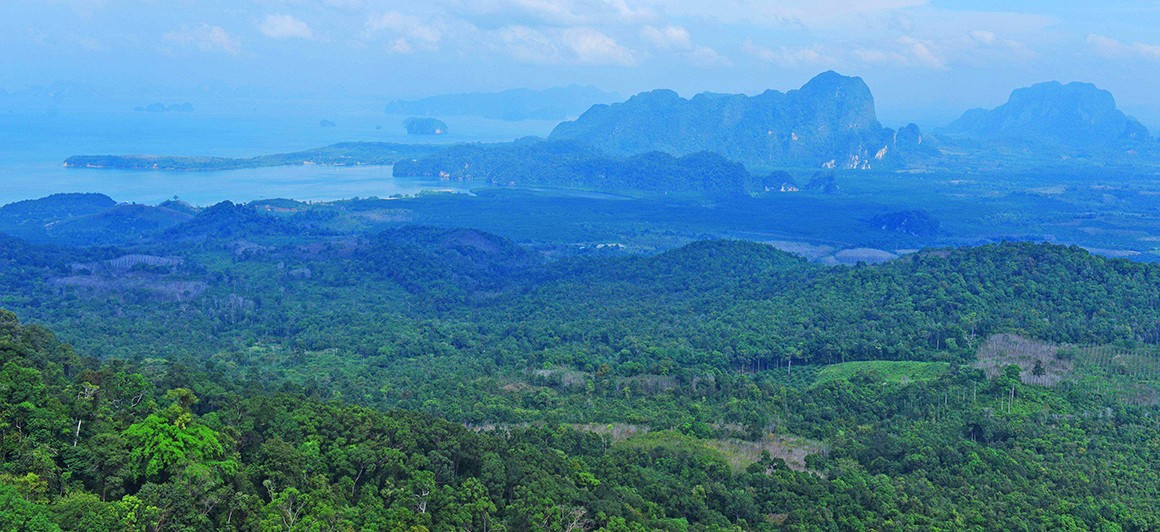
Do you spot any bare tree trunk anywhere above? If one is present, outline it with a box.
[352,466,364,497]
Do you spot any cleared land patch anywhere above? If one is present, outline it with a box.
[975,333,1072,387]
[975,333,1159,404]
[611,430,824,474]
[1071,344,1160,405]
[701,434,824,473]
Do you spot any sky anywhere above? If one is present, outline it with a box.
[2,0,1160,128]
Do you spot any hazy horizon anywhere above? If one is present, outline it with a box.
[3,1,1160,129]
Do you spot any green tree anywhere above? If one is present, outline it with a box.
[121,390,225,482]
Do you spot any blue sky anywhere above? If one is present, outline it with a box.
[3,0,1159,127]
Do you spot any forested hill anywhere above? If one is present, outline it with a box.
[2,236,1159,528]
[548,71,930,169]
[2,223,1158,377]
[466,239,1160,369]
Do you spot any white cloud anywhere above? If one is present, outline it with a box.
[726,4,1051,71]
[459,0,657,27]
[961,29,1037,62]
[853,45,938,69]
[497,25,556,63]
[389,38,413,53]
[77,37,102,51]
[45,0,108,17]
[163,24,241,55]
[852,48,894,64]
[640,25,728,67]
[366,11,443,52]
[648,0,926,28]
[896,36,945,69]
[563,27,638,65]
[498,25,638,66]
[263,0,365,12]
[602,0,658,24]
[741,24,1036,71]
[968,30,996,46]
[322,0,365,10]
[851,36,973,70]
[847,29,1036,70]
[687,46,732,68]
[740,40,827,68]
[259,14,314,40]
[641,25,691,51]
[505,0,589,25]
[1088,34,1160,61]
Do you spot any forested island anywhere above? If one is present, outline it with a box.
[404,117,448,135]
[62,142,442,171]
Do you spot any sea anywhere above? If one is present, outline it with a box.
[0,97,556,207]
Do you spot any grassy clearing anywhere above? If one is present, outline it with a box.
[701,434,824,473]
[814,360,949,386]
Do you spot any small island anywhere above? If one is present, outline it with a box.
[404,117,447,135]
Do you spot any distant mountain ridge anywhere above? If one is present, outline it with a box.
[385,85,620,121]
[58,76,1160,185]
[549,71,928,169]
[942,81,1152,147]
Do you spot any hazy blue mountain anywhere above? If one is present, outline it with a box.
[943,81,1152,146]
[868,210,941,237]
[802,171,840,194]
[385,85,620,121]
[549,71,928,169]
[761,170,798,192]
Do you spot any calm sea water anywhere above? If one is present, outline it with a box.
[0,99,556,206]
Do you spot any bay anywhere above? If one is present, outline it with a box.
[0,98,556,205]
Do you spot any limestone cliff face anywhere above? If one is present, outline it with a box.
[549,71,920,169]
